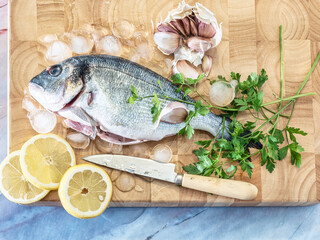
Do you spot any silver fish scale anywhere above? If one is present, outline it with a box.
[68,55,231,141]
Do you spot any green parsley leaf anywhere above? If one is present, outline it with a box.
[171,73,184,84]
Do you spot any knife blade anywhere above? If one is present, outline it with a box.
[83,154,258,200]
[82,154,181,184]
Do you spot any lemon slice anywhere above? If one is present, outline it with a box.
[20,134,76,190]
[0,151,49,204]
[58,164,113,219]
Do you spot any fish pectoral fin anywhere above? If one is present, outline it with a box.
[159,102,188,124]
[97,128,146,145]
[64,119,96,139]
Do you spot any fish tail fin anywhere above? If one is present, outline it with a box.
[240,129,263,150]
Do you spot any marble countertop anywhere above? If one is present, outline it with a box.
[1,3,319,239]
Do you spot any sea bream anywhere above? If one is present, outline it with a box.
[29,55,233,145]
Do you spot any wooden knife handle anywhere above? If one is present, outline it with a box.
[181,174,258,200]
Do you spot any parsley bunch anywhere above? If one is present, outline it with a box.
[127,26,319,179]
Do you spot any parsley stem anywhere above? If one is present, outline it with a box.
[272,25,284,136]
[254,101,293,134]
[260,108,275,125]
[296,50,320,95]
[261,92,315,106]
[262,106,289,118]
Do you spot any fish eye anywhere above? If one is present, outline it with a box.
[47,65,62,77]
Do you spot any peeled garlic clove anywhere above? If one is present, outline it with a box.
[186,36,212,52]
[170,20,187,37]
[181,17,190,36]
[45,41,72,64]
[209,81,235,107]
[198,22,216,38]
[189,17,198,36]
[150,144,173,163]
[157,22,179,34]
[174,60,199,79]
[28,109,57,134]
[202,55,213,76]
[153,32,181,55]
[69,34,94,54]
[66,132,90,149]
[96,35,122,56]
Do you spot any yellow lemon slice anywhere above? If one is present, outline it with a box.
[58,164,113,219]
[0,151,49,204]
[20,134,76,190]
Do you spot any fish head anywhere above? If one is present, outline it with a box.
[28,58,84,112]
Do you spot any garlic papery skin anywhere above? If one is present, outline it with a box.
[186,36,212,52]
[153,32,181,55]
[209,81,235,107]
[174,45,204,66]
[164,1,193,22]
[173,60,199,79]
[202,55,213,76]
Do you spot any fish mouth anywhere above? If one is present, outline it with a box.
[28,79,84,112]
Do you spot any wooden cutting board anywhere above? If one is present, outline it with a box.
[9,0,320,206]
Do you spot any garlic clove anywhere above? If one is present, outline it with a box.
[153,32,181,55]
[202,55,213,76]
[170,20,187,37]
[157,22,179,34]
[186,36,212,52]
[181,17,190,36]
[189,18,198,36]
[198,22,216,38]
[173,60,199,79]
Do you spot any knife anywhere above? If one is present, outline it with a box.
[82,154,258,200]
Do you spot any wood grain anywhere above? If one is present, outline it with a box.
[9,0,320,206]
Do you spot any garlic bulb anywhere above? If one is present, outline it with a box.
[154,2,222,74]
[209,81,236,107]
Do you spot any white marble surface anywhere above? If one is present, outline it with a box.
[1,4,319,239]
